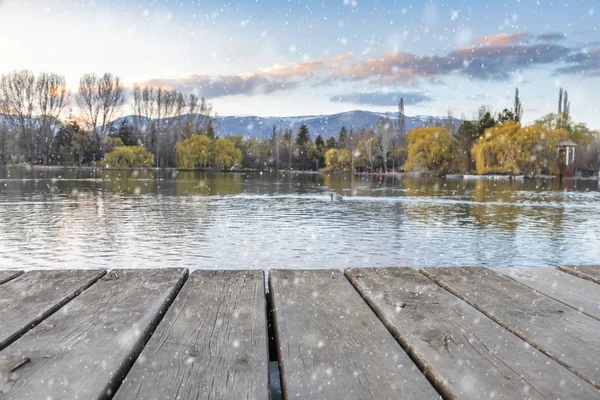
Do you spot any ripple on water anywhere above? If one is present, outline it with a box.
[0,168,599,270]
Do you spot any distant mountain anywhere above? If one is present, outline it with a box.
[105,110,463,139]
[213,110,462,139]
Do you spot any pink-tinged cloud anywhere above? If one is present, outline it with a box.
[473,32,531,47]
[137,54,355,97]
[135,34,593,99]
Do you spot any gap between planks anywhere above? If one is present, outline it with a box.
[421,266,600,391]
[557,265,600,285]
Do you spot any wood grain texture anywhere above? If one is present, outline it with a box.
[270,269,439,400]
[346,267,598,400]
[0,268,187,400]
[558,265,600,285]
[422,267,600,390]
[497,267,600,321]
[115,270,269,400]
[0,269,106,350]
[0,271,23,286]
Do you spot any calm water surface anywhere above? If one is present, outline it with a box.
[1,167,599,270]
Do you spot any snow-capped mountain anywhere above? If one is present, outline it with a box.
[112,110,462,139]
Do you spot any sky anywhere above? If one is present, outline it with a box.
[0,0,599,126]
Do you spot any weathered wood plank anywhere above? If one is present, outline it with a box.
[270,269,439,400]
[0,271,23,286]
[346,267,598,399]
[115,270,269,400]
[497,267,600,321]
[558,265,600,285]
[0,269,105,350]
[422,267,600,390]
[0,268,187,399]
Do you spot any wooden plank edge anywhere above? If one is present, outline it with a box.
[344,268,450,400]
[419,267,600,390]
[557,266,600,285]
[0,269,108,352]
[497,268,600,322]
[0,270,24,285]
[267,270,288,400]
[101,268,189,399]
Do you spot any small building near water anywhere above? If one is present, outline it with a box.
[556,141,578,179]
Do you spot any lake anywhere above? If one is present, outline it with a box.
[0,167,599,271]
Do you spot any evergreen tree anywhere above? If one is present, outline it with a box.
[497,109,517,124]
[513,88,523,122]
[296,124,311,146]
[115,119,138,146]
[53,114,91,166]
[454,120,478,172]
[205,120,215,139]
[338,126,348,145]
[326,136,337,149]
[295,124,313,169]
[477,111,496,137]
[315,135,325,149]
[557,88,571,130]
[398,97,406,142]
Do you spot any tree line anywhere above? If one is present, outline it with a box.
[0,70,218,167]
[1,70,598,175]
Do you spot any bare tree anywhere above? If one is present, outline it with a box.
[133,85,156,148]
[0,70,37,161]
[284,128,295,169]
[359,127,377,172]
[376,118,393,172]
[36,73,68,164]
[271,125,282,169]
[76,73,124,159]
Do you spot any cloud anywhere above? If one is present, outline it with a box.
[332,43,573,83]
[449,44,572,80]
[473,32,531,47]
[537,32,566,42]
[135,36,596,100]
[330,91,432,106]
[137,53,354,98]
[554,48,600,76]
[139,74,297,98]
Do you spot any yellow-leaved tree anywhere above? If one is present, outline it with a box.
[101,146,154,168]
[176,134,212,169]
[213,137,242,170]
[324,148,351,171]
[405,127,456,173]
[471,122,568,176]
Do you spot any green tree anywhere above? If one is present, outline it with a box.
[497,109,517,124]
[454,121,478,173]
[113,119,138,146]
[338,126,348,148]
[326,136,337,149]
[514,88,523,122]
[296,124,311,146]
[52,115,91,166]
[477,111,496,136]
[205,120,216,140]
[534,113,591,144]
[295,124,313,169]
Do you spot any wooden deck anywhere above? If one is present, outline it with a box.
[0,266,599,399]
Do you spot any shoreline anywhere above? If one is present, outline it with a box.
[2,165,598,180]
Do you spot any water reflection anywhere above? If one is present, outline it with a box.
[0,167,599,270]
